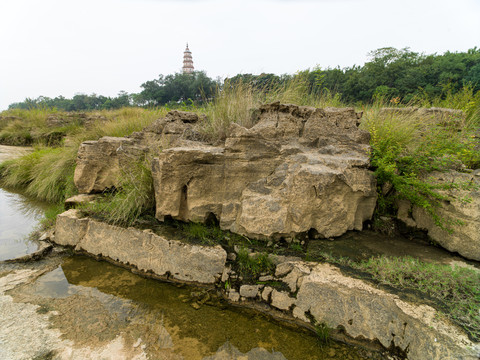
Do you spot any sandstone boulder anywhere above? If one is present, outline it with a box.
[73,104,377,240]
[398,171,480,261]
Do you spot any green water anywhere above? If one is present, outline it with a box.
[27,255,369,360]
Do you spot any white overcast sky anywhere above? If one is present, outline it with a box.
[1,0,479,110]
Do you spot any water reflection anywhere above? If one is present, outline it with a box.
[0,188,48,261]
[31,256,366,360]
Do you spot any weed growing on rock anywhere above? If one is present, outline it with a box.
[314,321,331,344]
[82,159,155,226]
[236,247,275,279]
[361,97,480,231]
[181,222,225,245]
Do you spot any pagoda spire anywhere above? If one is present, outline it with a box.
[182,43,194,74]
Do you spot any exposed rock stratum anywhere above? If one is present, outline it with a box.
[74,103,377,240]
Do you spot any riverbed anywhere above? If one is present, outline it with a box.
[0,145,370,360]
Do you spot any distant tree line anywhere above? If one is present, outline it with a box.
[228,47,480,103]
[8,47,480,111]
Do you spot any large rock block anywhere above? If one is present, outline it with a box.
[398,171,480,261]
[54,212,227,284]
[152,103,377,239]
[54,209,89,246]
[74,137,146,193]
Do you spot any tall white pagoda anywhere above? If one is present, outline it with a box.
[182,44,194,74]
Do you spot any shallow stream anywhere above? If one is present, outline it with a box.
[0,187,47,261]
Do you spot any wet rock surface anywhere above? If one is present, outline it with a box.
[0,255,370,360]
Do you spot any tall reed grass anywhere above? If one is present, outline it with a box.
[201,74,345,139]
[0,108,165,207]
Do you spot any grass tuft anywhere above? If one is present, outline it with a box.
[81,159,155,226]
[236,247,275,279]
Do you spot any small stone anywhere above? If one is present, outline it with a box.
[258,275,274,282]
[227,252,236,261]
[275,262,294,277]
[239,285,263,298]
[38,232,49,242]
[262,286,273,302]
[133,338,142,348]
[65,194,98,209]
[228,290,240,302]
[271,290,295,311]
[221,266,231,283]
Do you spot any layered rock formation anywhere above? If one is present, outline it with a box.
[153,103,377,239]
[398,170,480,261]
[55,209,227,284]
[52,210,480,360]
[74,103,377,240]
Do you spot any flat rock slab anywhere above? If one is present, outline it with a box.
[54,211,227,284]
[272,262,480,360]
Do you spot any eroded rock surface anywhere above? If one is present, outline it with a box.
[151,103,377,239]
[397,171,480,261]
[55,210,227,284]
